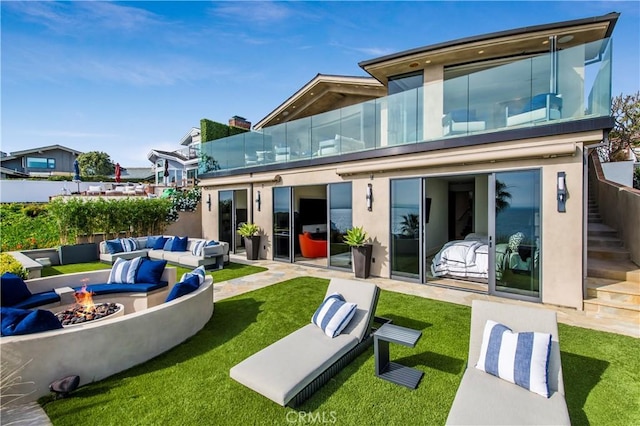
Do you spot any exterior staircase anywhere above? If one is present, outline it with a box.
[584,197,640,327]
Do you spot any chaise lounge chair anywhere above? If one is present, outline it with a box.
[230,278,380,407]
[446,300,570,425]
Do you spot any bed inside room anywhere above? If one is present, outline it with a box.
[424,174,539,290]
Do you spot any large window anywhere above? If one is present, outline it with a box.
[329,183,352,269]
[391,178,422,279]
[492,170,541,300]
[26,157,55,169]
[388,71,423,95]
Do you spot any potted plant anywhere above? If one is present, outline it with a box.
[343,226,372,279]
[238,222,261,260]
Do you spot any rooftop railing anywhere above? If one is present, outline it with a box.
[201,38,612,174]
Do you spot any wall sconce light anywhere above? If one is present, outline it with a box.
[557,172,567,212]
[256,190,261,212]
[366,183,373,211]
[207,194,212,211]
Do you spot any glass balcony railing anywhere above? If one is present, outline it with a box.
[200,38,612,174]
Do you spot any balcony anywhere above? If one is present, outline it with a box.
[200,38,612,174]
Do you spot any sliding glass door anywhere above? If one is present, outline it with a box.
[328,183,352,269]
[391,178,423,280]
[489,170,541,300]
[273,186,293,261]
[218,190,248,254]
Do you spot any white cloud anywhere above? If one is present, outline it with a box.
[211,1,293,24]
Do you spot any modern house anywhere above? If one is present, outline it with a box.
[0,144,82,178]
[198,13,620,310]
[148,117,252,187]
[147,127,201,187]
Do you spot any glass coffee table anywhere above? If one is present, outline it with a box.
[374,322,424,389]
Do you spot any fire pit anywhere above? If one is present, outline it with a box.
[55,285,124,327]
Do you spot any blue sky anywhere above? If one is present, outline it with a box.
[2,1,639,167]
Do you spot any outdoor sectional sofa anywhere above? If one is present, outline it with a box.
[230,278,380,407]
[99,236,229,269]
[1,266,177,314]
[0,270,213,405]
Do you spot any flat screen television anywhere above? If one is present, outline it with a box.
[299,198,327,226]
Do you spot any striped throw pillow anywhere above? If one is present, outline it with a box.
[180,266,206,286]
[120,237,138,252]
[476,320,552,398]
[108,257,143,284]
[191,240,207,256]
[311,293,357,338]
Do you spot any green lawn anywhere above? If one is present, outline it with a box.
[40,277,639,425]
[41,261,266,283]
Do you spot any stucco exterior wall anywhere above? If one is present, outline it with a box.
[200,132,603,309]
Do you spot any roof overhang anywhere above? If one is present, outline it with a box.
[179,127,201,146]
[359,12,619,85]
[7,144,83,157]
[254,74,386,130]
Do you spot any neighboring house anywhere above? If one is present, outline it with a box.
[0,144,82,178]
[148,117,251,187]
[198,13,620,310]
[148,127,201,187]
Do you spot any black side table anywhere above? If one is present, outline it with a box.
[374,323,423,389]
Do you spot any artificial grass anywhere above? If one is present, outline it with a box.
[40,277,640,425]
[41,261,266,283]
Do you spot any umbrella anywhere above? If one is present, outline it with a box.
[163,160,169,185]
[115,163,121,183]
[73,159,80,181]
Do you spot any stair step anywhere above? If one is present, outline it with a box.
[588,226,619,238]
[583,298,640,321]
[587,258,640,282]
[586,278,640,304]
[588,246,631,261]
[588,236,623,248]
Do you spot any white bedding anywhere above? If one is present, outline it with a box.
[431,237,489,281]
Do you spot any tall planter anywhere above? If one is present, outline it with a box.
[244,236,261,261]
[58,243,98,265]
[352,244,372,279]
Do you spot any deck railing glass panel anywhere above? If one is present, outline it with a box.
[200,38,612,173]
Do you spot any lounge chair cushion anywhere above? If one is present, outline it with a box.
[1,307,63,336]
[108,257,144,284]
[446,368,570,425]
[312,293,357,338]
[476,320,551,397]
[230,324,358,406]
[1,273,33,307]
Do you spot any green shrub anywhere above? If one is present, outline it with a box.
[0,253,28,279]
[0,204,59,251]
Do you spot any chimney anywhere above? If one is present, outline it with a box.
[229,115,251,130]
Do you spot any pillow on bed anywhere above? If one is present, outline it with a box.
[464,233,488,242]
[311,292,357,338]
[475,319,552,398]
[508,232,525,251]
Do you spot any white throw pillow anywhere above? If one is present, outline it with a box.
[108,257,143,284]
[476,320,552,398]
[311,292,357,338]
[180,265,206,286]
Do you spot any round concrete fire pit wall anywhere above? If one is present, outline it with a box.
[0,278,214,405]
